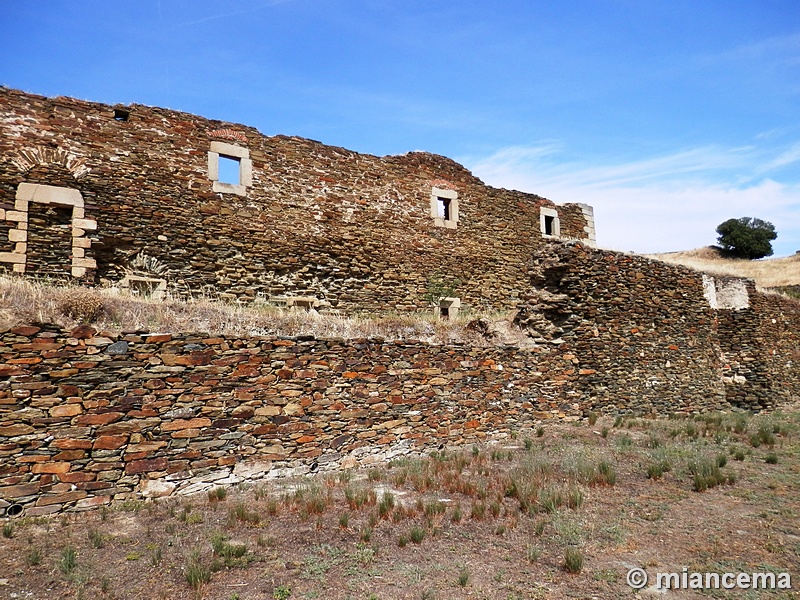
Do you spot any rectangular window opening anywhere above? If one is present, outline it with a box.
[113,109,130,122]
[544,215,555,236]
[218,155,241,185]
[437,197,451,220]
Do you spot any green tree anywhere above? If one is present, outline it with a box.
[715,217,777,259]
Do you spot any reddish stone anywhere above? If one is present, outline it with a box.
[74,495,111,509]
[76,412,124,426]
[50,404,83,417]
[53,450,85,461]
[463,420,480,429]
[125,457,168,474]
[8,356,42,365]
[53,438,93,450]
[0,424,35,436]
[93,435,128,450]
[11,325,41,337]
[217,456,237,466]
[31,462,71,474]
[171,428,200,438]
[0,482,40,498]
[176,450,201,460]
[147,334,172,343]
[36,490,87,506]
[161,417,211,431]
[296,435,316,443]
[58,472,95,483]
[70,325,97,339]
[48,368,79,378]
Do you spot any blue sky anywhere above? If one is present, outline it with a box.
[2,1,798,256]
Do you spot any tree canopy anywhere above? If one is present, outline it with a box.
[715,217,777,260]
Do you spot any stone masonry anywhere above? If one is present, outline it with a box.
[0,87,595,313]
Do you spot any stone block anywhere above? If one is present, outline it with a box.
[140,479,176,498]
[49,404,83,417]
[72,257,97,268]
[161,417,211,431]
[0,424,34,436]
[8,229,26,242]
[18,182,83,207]
[0,252,25,264]
[126,457,169,474]
[36,490,87,506]
[31,462,71,474]
[72,218,97,230]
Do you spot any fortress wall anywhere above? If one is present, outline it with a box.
[717,288,800,408]
[0,317,737,516]
[517,243,800,412]
[0,88,592,313]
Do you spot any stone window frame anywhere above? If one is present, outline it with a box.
[208,141,252,196]
[0,183,96,277]
[435,297,461,320]
[430,187,459,229]
[540,206,561,238]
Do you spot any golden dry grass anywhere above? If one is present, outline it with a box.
[645,246,800,289]
[0,275,529,347]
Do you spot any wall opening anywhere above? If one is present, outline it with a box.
[208,141,252,197]
[1,184,97,278]
[218,155,241,185]
[437,197,451,221]
[436,297,461,320]
[113,109,130,122]
[544,215,555,236]
[430,187,459,229]
[539,207,560,238]
[26,204,73,277]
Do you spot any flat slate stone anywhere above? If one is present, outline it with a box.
[105,341,129,355]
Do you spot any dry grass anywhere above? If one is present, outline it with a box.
[0,275,530,346]
[645,246,800,289]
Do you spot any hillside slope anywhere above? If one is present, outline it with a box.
[646,246,800,290]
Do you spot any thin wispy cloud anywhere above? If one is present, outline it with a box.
[466,142,800,256]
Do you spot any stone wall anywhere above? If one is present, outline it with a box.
[0,324,584,516]
[0,88,594,313]
[4,261,799,517]
[516,242,800,412]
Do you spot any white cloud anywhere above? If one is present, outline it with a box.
[465,144,800,256]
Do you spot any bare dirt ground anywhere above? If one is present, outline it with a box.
[1,409,799,600]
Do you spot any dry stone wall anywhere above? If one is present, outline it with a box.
[516,242,800,412]
[0,323,590,516]
[4,262,799,516]
[0,88,594,313]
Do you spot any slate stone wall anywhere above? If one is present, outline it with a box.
[3,268,798,516]
[516,242,800,412]
[0,87,593,313]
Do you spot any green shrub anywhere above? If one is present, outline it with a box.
[58,546,78,575]
[563,547,583,573]
[409,527,425,544]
